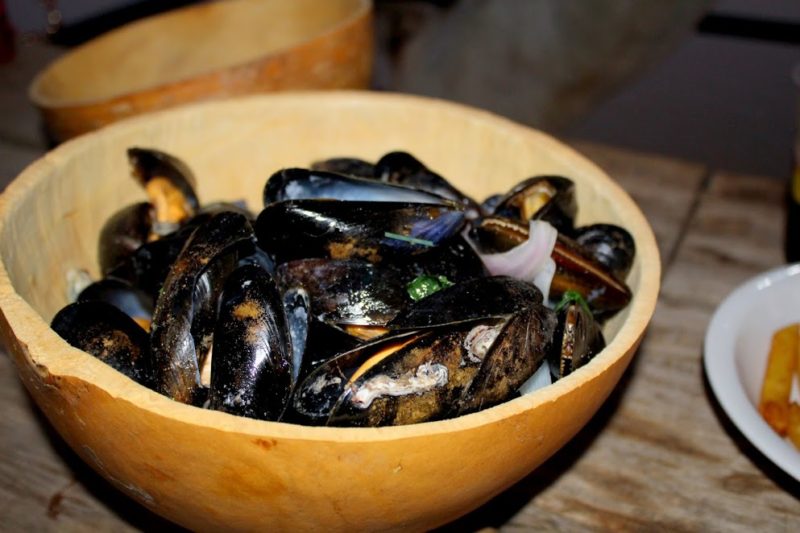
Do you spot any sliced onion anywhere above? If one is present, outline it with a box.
[477,220,558,299]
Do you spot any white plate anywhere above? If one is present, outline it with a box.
[704,263,800,481]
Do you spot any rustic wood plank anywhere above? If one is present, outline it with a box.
[488,170,799,531]
[571,140,708,267]
[0,345,181,531]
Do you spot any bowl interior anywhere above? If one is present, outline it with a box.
[30,0,370,107]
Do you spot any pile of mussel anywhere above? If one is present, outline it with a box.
[51,148,635,427]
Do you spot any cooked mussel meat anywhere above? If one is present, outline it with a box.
[491,176,576,234]
[128,147,199,236]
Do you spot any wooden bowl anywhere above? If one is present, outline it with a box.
[28,0,373,142]
[0,92,660,531]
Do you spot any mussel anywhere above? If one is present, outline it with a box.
[292,277,556,426]
[208,264,294,421]
[149,211,254,404]
[255,200,465,265]
[51,301,151,387]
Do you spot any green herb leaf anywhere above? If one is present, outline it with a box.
[554,289,591,314]
[407,274,454,301]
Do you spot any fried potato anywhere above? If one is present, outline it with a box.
[758,323,799,436]
[788,402,800,450]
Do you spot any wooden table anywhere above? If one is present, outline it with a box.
[1,43,798,533]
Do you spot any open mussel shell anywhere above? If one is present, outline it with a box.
[149,212,254,404]
[551,234,632,318]
[98,202,154,275]
[574,223,636,280]
[255,199,465,265]
[51,301,151,387]
[491,176,576,234]
[310,156,375,178]
[208,264,293,421]
[77,277,154,330]
[375,151,483,218]
[128,147,200,233]
[549,298,606,379]
[469,216,632,316]
[263,168,447,206]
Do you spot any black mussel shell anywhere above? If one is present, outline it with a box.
[548,299,606,379]
[197,201,256,222]
[375,151,482,218]
[98,202,154,275]
[282,286,361,385]
[480,194,504,214]
[468,216,530,254]
[390,276,543,330]
[400,234,488,284]
[491,176,576,234]
[106,222,197,298]
[263,168,447,206]
[574,223,636,280]
[551,234,631,318]
[255,199,465,265]
[149,212,254,404]
[276,258,408,327]
[52,301,152,386]
[77,277,154,328]
[208,264,293,421]
[311,157,375,178]
[456,304,555,415]
[128,147,200,232]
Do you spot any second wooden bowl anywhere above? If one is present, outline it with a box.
[28,0,373,142]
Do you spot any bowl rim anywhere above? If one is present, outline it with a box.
[28,0,373,109]
[703,262,800,480]
[0,90,661,442]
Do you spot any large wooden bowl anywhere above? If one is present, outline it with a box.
[28,0,373,142]
[0,92,660,531]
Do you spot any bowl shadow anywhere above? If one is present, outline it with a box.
[434,333,647,531]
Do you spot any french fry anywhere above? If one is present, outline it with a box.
[788,403,800,450]
[758,323,799,436]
